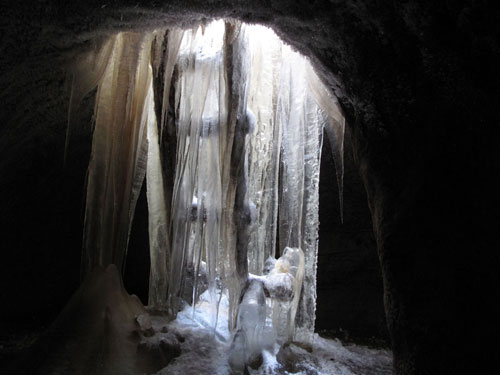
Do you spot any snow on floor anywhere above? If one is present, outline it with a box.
[145,292,392,375]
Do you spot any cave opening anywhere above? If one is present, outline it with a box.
[2,1,497,374]
[67,19,385,373]
[77,18,344,333]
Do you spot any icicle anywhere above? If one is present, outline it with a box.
[146,28,187,309]
[159,29,185,141]
[218,21,253,330]
[306,65,345,223]
[168,25,206,316]
[82,32,154,276]
[276,45,325,344]
[277,46,306,252]
[293,92,324,343]
[168,22,226,322]
[246,25,283,274]
[146,59,170,308]
[65,37,116,165]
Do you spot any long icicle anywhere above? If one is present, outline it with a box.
[82,32,154,276]
[306,65,345,223]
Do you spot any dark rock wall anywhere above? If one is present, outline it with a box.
[1,1,499,374]
[317,126,387,342]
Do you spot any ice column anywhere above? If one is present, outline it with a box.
[277,45,324,343]
[220,22,252,329]
[146,63,169,308]
[82,32,154,275]
[147,29,184,308]
[167,23,225,323]
[246,26,283,275]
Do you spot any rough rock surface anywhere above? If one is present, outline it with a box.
[317,127,387,342]
[1,1,499,374]
[1,265,181,375]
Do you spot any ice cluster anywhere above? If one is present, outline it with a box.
[71,19,345,365]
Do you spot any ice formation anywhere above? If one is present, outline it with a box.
[74,19,345,360]
[81,33,154,276]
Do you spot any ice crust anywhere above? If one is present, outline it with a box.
[77,19,346,352]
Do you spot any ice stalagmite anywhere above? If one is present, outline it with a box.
[82,32,154,276]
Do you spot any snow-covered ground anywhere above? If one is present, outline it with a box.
[140,293,392,375]
[0,267,391,375]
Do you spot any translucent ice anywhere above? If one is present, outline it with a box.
[227,328,248,375]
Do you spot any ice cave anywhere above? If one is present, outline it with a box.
[68,20,375,374]
[2,2,498,375]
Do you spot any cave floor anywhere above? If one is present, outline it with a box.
[140,296,393,375]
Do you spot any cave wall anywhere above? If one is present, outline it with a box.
[317,126,387,342]
[1,1,499,374]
